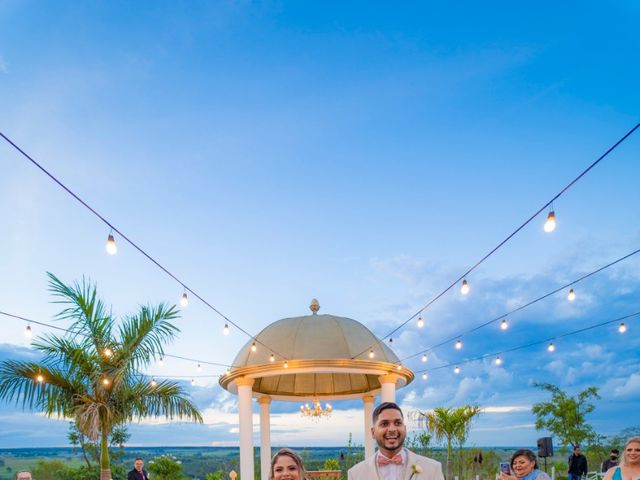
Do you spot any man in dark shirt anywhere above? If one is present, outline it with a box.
[601,449,619,473]
[568,446,588,480]
[128,458,149,480]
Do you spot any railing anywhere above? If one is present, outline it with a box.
[306,470,342,479]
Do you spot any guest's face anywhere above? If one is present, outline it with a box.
[371,407,406,455]
[625,442,640,464]
[272,455,300,480]
[511,455,535,478]
[16,473,32,480]
[134,460,144,471]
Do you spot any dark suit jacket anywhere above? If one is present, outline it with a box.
[128,468,148,480]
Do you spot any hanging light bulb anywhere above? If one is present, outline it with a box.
[24,324,33,338]
[547,342,555,352]
[284,361,289,368]
[225,368,230,376]
[422,373,428,380]
[422,354,428,363]
[158,357,164,367]
[396,364,402,371]
[618,322,627,333]
[270,353,275,362]
[495,356,503,366]
[368,349,375,359]
[150,378,157,387]
[180,291,189,308]
[417,316,424,328]
[567,288,576,302]
[223,323,230,335]
[106,233,117,255]
[197,363,202,372]
[36,373,44,383]
[544,210,556,233]
[102,377,111,386]
[454,366,461,374]
[103,347,113,358]
[251,342,257,353]
[500,319,509,330]
[460,279,470,295]
[455,339,463,350]
[389,337,393,344]
[191,378,195,386]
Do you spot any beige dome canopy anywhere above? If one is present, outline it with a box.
[219,299,414,401]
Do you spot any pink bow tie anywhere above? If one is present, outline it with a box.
[378,454,403,466]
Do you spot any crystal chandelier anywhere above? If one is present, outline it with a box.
[300,398,332,419]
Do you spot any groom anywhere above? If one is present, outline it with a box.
[348,402,444,480]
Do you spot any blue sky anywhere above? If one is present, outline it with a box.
[1,1,639,449]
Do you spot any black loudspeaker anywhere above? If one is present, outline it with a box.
[537,437,554,457]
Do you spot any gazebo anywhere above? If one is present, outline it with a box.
[219,299,414,480]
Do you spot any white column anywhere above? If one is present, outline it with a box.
[363,395,375,458]
[378,374,399,403]
[258,396,272,480]
[236,377,255,480]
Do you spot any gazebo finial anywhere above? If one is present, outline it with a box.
[310,298,320,314]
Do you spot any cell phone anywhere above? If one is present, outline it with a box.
[500,462,511,474]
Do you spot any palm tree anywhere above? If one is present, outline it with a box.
[413,405,482,480]
[0,273,203,480]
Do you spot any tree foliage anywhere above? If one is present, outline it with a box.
[0,273,203,480]
[531,383,600,448]
[147,455,186,480]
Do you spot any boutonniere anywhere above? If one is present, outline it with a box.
[409,464,423,479]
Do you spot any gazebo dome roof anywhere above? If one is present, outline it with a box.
[219,301,413,400]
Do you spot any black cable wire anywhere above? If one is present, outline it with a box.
[0,131,288,360]
[352,121,640,360]
[0,309,232,368]
[415,310,639,373]
[399,246,640,362]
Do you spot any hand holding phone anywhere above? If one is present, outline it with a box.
[500,462,511,474]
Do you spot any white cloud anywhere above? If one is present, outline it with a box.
[482,405,530,414]
[613,373,640,398]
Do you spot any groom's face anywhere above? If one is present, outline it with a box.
[371,407,406,455]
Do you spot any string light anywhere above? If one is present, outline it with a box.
[389,338,393,344]
[191,378,195,386]
[223,324,230,336]
[422,354,428,363]
[500,319,509,330]
[150,378,157,387]
[568,288,576,302]
[36,373,44,383]
[251,342,257,353]
[422,373,428,380]
[284,361,289,368]
[544,211,556,233]
[24,324,32,338]
[102,377,111,386]
[197,363,202,372]
[368,349,375,359]
[180,291,189,308]
[103,347,113,358]
[454,366,461,374]
[495,356,503,365]
[396,364,402,371]
[455,339,463,350]
[105,232,117,255]
[547,342,555,352]
[417,316,424,328]
[461,279,470,295]
[158,357,164,367]
[225,368,230,376]
[618,322,627,333]
[270,353,275,362]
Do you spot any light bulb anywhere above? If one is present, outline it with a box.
[225,368,230,376]
[270,353,275,362]
[567,288,576,302]
[495,356,502,366]
[455,339,463,350]
[422,354,428,363]
[36,374,44,383]
[102,377,110,386]
[396,364,402,370]
[197,363,202,372]
[106,233,117,255]
[500,319,508,330]
[544,211,556,233]
[368,349,375,359]
[191,378,195,386]
[422,373,428,380]
[180,292,189,307]
[150,378,157,387]
[103,347,113,358]
[284,361,288,368]
[548,342,555,352]
[251,342,257,353]
[25,325,33,338]
[454,366,461,374]
[417,316,424,328]
[389,338,393,344]
[158,357,164,367]
[223,323,230,335]
[618,322,627,333]
[461,279,470,295]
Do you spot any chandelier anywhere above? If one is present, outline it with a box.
[300,398,332,419]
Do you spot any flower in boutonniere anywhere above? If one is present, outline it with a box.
[409,464,423,479]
